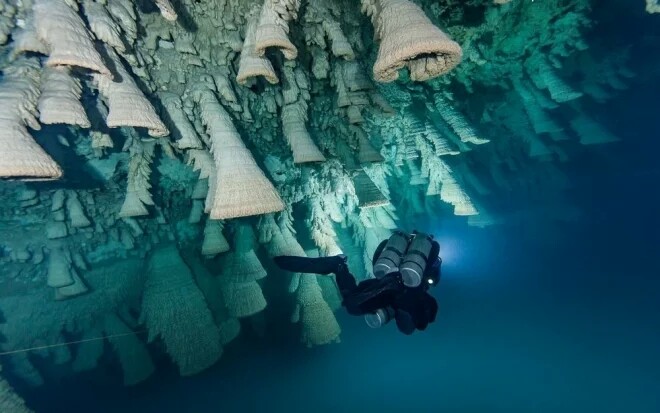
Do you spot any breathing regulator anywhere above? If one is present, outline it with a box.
[364,230,441,329]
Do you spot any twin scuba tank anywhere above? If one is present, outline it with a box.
[364,230,436,329]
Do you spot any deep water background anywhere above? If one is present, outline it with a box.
[7,2,660,412]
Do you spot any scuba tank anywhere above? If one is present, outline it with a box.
[365,230,438,328]
[364,307,395,328]
[373,231,410,278]
[399,232,434,288]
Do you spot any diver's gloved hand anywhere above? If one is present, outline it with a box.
[274,255,347,275]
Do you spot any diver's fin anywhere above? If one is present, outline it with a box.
[274,255,344,275]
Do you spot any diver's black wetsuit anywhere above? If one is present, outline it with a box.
[273,240,441,334]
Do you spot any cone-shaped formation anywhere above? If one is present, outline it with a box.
[433,95,489,145]
[0,363,33,413]
[107,0,138,42]
[362,0,462,82]
[222,280,267,318]
[103,314,155,386]
[323,19,355,60]
[220,223,268,318]
[202,219,230,256]
[438,163,478,216]
[353,169,389,208]
[94,46,168,137]
[0,59,62,180]
[160,92,203,150]
[54,268,88,300]
[307,197,345,256]
[257,213,279,245]
[273,226,341,347]
[194,87,284,219]
[570,114,620,145]
[237,12,279,85]
[83,0,126,53]
[512,78,563,135]
[282,101,326,163]
[265,213,306,257]
[255,0,300,60]
[192,178,209,200]
[38,66,90,128]
[186,150,216,184]
[71,328,104,373]
[531,59,583,103]
[423,121,459,156]
[119,141,155,218]
[305,0,355,61]
[358,134,384,163]
[222,223,267,284]
[187,257,241,346]
[415,134,477,215]
[140,245,223,376]
[47,246,74,288]
[66,191,92,227]
[33,0,111,76]
[294,275,341,347]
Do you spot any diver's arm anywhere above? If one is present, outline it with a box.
[274,255,346,275]
[274,254,358,296]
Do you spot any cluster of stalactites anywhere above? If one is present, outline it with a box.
[237,8,280,85]
[258,212,342,347]
[413,135,477,216]
[238,0,463,85]
[0,0,172,182]
[646,0,660,13]
[0,59,62,180]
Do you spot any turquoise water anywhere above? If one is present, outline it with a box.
[1,0,659,412]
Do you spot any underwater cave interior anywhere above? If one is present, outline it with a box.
[0,0,659,411]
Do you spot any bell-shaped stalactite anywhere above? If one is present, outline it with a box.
[140,245,223,376]
[33,0,111,76]
[219,222,268,318]
[237,9,280,85]
[255,0,301,60]
[193,85,284,219]
[0,59,62,180]
[361,0,462,82]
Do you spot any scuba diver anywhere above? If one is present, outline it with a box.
[274,231,441,335]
